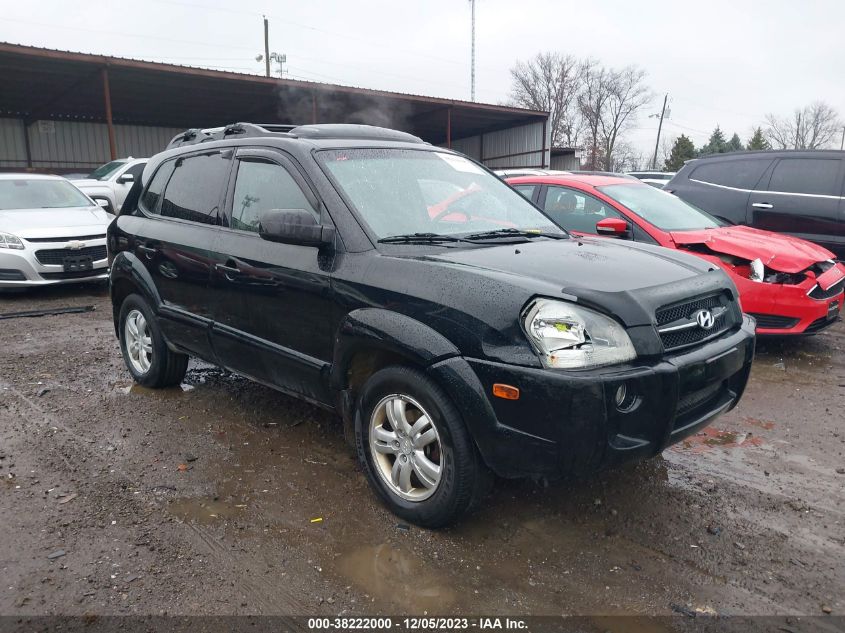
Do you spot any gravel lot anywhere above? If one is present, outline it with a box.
[1,284,843,624]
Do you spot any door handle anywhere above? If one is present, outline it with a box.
[137,244,157,259]
[752,202,773,209]
[215,262,241,280]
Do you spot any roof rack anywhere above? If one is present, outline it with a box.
[165,122,425,149]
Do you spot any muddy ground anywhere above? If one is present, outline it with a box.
[1,284,843,625]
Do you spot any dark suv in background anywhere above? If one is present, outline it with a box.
[667,150,845,260]
[109,123,755,526]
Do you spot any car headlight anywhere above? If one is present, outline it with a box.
[523,298,637,369]
[0,231,24,249]
[748,258,764,282]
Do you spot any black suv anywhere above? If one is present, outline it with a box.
[108,123,755,527]
[667,150,845,260]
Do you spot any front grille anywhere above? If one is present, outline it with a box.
[656,294,722,326]
[35,245,107,265]
[25,234,106,243]
[747,313,800,330]
[677,381,724,417]
[656,293,734,352]
[809,279,844,300]
[805,314,840,333]
[40,269,107,280]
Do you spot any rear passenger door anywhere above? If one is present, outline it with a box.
[678,157,772,224]
[748,157,844,255]
[134,150,231,359]
[208,148,336,404]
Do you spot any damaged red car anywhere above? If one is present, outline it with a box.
[507,174,845,335]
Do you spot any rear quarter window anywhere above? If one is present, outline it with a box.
[690,158,771,190]
[767,158,842,196]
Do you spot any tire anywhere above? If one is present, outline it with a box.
[118,293,188,388]
[355,365,492,528]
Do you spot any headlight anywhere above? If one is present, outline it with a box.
[523,298,637,369]
[0,232,24,249]
[749,258,764,282]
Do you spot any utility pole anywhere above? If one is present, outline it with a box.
[469,0,476,102]
[263,16,270,78]
[840,126,844,151]
[651,93,668,170]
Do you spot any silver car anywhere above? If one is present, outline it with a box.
[0,174,111,288]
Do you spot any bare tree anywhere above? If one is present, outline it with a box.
[579,64,651,170]
[764,101,841,149]
[508,52,587,148]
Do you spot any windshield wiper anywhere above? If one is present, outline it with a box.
[378,232,469,244]
[463,228,568,241]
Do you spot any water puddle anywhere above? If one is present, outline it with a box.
[167,496,247,524]
[334,544,456,612]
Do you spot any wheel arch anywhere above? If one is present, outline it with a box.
[109,251,162,337]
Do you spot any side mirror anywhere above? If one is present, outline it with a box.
[94,198,110,208]
[117,173,135,184]
[596,217,629,237]
[258,209,335,247]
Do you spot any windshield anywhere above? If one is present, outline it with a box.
[87,160,127,181]
[318,149,563,240]
[0,179,93,210]
[599,183,723,231]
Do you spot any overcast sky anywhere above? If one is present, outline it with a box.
[2,0,844,157]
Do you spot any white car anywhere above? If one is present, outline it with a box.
[626,171,676,189]
[0,174,111,288]
[72,157,147,214]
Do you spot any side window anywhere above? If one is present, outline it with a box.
[139,160,175,214]
[230,159,318,233]
[124,162,146,180]
[512,184,536,201]
[542,186,624,234]
[767,158,841,196]
[690,159,771,189]
[160,152,230,225]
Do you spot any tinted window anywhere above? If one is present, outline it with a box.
[512,184,536,200]
[230,160,317,232]
[690,158,770,189]
[160,153,230,224]
[542,186,624,233]
[140,161,175,214]
[124,162,146,180]
[768,158,841,196]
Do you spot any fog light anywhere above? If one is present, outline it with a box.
[614,384,627,407]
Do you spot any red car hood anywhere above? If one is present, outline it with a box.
[670,225,834,273]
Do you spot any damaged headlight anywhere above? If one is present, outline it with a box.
[0,232,24,250]
[523,298,637,369]
[749,258,764,282]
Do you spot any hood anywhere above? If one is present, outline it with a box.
[0,206,112,239]
[670,225,834,273]
[71,179,108,191]
[425,236,712,294]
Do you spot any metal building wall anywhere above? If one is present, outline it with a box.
[0,118,181,171]
[444,120,550,169]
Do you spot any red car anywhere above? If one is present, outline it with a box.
[507,174,845,335]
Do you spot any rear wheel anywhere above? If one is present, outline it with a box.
[355,366,491,528]
[118,293,188,388]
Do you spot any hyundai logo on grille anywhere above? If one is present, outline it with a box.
[694,309,715,330]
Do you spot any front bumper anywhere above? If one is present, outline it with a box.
[429,316,756,478]
[0,239,108,288]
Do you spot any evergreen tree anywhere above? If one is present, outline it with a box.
[726,133,743,152]
[665,135,697,171]
[699,126,727,155]
[746,127,771,151]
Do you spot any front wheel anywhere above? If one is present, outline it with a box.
[118,293,188,388]
[355,366,491,528]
